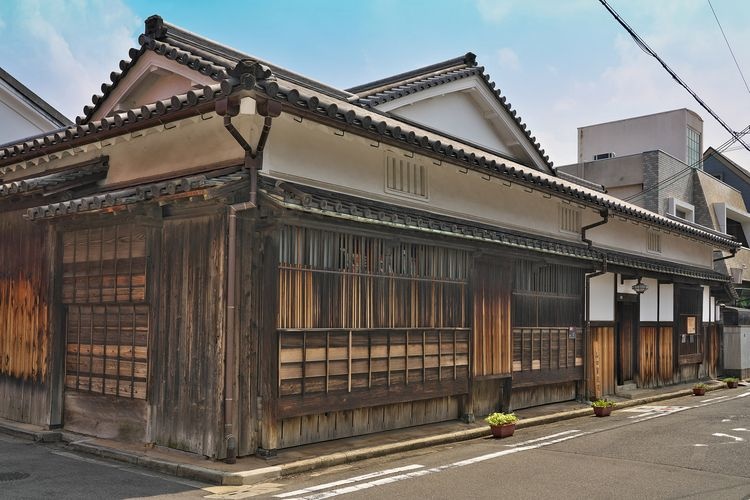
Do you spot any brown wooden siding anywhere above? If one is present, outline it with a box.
[237,215,258,456]
[151,214,225,457]
[274,224,468,446]
[705,324,720,379]
[62,225,149,399]
[0,210,53,425]
[638,325,674,387]
[472,261,511,377]
[589,326,615,398]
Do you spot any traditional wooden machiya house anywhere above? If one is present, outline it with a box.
[0,16,737,459]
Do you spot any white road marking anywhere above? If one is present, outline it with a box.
[506,429,581,447]
[712,433,744,442]
[274,465,425,498]
[693,444,708,447]
[701,396,729,403]
[722,419,731,422]
[732,428,749,432]
[281,431,587,500]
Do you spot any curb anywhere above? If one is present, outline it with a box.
[0,383,730,486]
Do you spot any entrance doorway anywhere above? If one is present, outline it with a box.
[616,297,638,385]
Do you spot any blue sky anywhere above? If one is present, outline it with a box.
[2,0,750,167]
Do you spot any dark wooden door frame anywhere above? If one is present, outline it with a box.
[615,294,638,386]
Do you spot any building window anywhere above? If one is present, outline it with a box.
[559,204,582,234]
[647,230,662,253]
[687,126,702,169]
[668,197,695,223]
[384,151,428,200]
[726,218,749,247]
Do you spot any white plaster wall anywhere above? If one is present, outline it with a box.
[659,283,674,321]
[702,286,710,321]
[589,272,615,321]
[617,276,638,294]
[0,95,54,144]
[639,278,659,321]
[709,296,715,323]
[388,92,513,156]
[578,109,700,164]
[264,115,717,269]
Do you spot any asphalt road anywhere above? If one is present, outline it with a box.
[247,388,750,500]
[1,388,749,499]
[0,433,211,499]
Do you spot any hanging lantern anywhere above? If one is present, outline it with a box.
[632,277,648,295]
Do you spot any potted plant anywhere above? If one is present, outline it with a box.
[485,412,518,438]
[591,399,616,417]
[692,383,708,396]
[724,377,739,389]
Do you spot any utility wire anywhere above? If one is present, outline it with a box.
[707,0,750,95]
[623,126,749,202]
[598,0,750,153]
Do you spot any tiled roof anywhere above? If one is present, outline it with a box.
[0,81,238,171]
[0,66,73,128]
[347,53,553,171]
[0,159,107,197]
[25,170,248,220]
[0,16,739,250]
[263,177,729,283]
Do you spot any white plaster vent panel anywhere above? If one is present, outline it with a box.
[647,230,662,253]
[384,152,428,200]
[559,205,581,234]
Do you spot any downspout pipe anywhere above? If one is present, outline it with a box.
[582,209,609,248]
[713,248,737,262]
[218,96,281,463]
[584,253,608,402]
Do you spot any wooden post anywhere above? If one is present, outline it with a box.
[258,228,280,456]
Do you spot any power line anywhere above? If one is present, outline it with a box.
[598,0,750,153]
[623,126,749,202]
[707,0,750,95]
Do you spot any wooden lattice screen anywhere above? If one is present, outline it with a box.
[511,261,584,381]
[277,225,470,417]
[62,224,149,399]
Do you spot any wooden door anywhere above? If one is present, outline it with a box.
[616,300,637,385]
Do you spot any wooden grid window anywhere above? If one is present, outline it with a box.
[62,224,149,399]
[677,286,703,363]
[277,225,470,415]
[511,260,584,373]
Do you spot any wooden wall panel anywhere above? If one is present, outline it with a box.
[151,214,225,458]
[0,210,52,425]
[638,326,658,387]
[237,215,258,456]
[472,262,511,377]
[658,326,674,383]
[278,395,460,448]
[704,324,720,379]
[588,326,614,398]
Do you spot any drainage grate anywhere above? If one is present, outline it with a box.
[0,471,30,482]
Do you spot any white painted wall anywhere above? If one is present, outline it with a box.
[709,296,715,323]
[263,115,717,269]
[578,108,702,164]
[659,283,674,321]
[0,82,63,144]
[702,286,711,321]
[589,272,614,321]
[388,92,513,156]
[639,278,659,321]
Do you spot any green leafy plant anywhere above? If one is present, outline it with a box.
[591,399,616,408]
[485,412,518,426]
[723,377,739,383]
[693,383,708,390]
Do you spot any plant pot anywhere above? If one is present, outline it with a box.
[727,380,738,389]
[693,387,706,396]
[489,423,516,438]
[593,406,612,417]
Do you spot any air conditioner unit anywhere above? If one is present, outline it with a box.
[593,152,616,161]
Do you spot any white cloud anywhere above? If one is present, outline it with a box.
[476,0,513,23]
[0,0,140,121]
[496,47,519,71]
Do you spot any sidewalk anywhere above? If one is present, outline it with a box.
[0,379,733,486]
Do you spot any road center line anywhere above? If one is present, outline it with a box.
[506,429,581,447]
[283,432,587,500]
[274,464,425,498]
